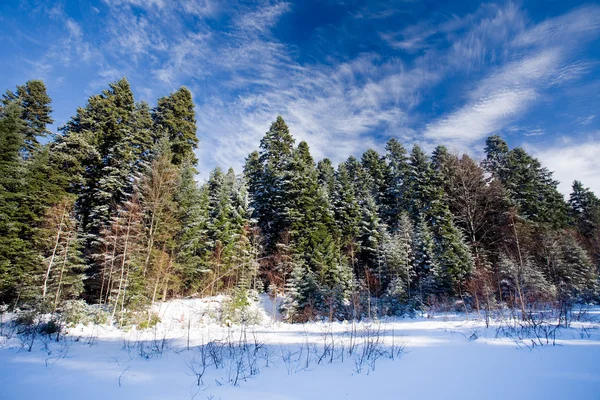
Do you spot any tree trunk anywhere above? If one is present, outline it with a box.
[43,207,67,299]
[53,231,72,310]
[112,212,132,321]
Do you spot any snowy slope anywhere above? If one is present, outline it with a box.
[0,297,599,400]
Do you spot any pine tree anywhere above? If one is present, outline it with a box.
[344,155,372,203]
[288,141,344,312]
[383,138,410,229]
[332,161,361,247]
[138,141,181,303]
[482,134,510,182]
[539,232,597,325]
[0,102,38,304]
[435,210,473,298]
[413,216,439,305]
[499,250,553,314]
[361,148,388,212]
[246,116,296,252]
[407,145,441,221]
[316,158,336,201]
[153,87,198,165]
[358,194,384,296]
[381,213,414,304]
[59,79,155,298]
[569,180,600,238]
[2,80,53,157]
[175,160,210,292]
[206,167,236,295]
[484,135,568,227]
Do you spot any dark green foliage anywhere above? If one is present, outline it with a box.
[60,78,154,244]
[175,161,210,291]
[316,158,336,201]
[0,102,36,304]
[383,138,410,230]
[246,116,296,252]
[332,162,361,246]
[361,149,388,210]
[569,180,600,238]
[0,75,596,323]
[153,87,198,165]
[484,135,568,227]
[407,145,443,221]
[540,232,597,308]
[2,80,53,157]
[413,216,439,303]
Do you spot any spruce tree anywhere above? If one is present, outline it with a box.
[316,158,336,201]
[2,80,53,157]
[407,145,441,221]
[40,198,86,309]
[381,213,414,305]
[484,135,568,227]
[361,148,388,211]
[0,102,37,304]
[247,116,296,252]
[413,216,439,305]
[569,180,600,238]
[332,162,361,247]
[175,160,210,292]
[153,87,198,165]
[138,141,181,302]
[539,232,597,325]
[383,138,410,229]
[59,78,155,299]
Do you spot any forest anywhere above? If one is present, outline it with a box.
[1,77,598,326]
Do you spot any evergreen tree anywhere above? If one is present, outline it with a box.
[435,210,473,298]
[246,116,296,252]
[381,213,414,304]
[2,80,53,157]
[40,198,86,309]
[484,135,568,227]
[316,158,336,201]
[332,162,361,247]
[345,155,372,203]
[153,87,198,165]
[0,102,38,304]
[482,134,510,182]
[569,180,600,238]
[361,148,388,211]
[413,216,439,304]
[138,141,181,303]
[175,160,210,292]
[358,194,384,295]
[59,79,155,297]
[383,138,410,229]
[539,232,597,325]
[406,145,442,221]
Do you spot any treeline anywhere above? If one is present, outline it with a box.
[0,79,598,324]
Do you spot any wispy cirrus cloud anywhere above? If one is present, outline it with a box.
[5,0,599,186]
[422,5,600,149]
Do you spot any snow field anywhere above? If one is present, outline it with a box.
[1,297,599,400]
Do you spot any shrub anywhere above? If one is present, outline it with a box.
[220,289,262,325]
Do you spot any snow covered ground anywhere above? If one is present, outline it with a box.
[1,297,599,400]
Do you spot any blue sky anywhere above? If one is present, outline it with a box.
[1,0,599,195]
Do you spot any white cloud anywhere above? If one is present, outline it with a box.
[533,140,600,197]
[26,0,599,181]
[424,89,536,143]
[421,2,600,149]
